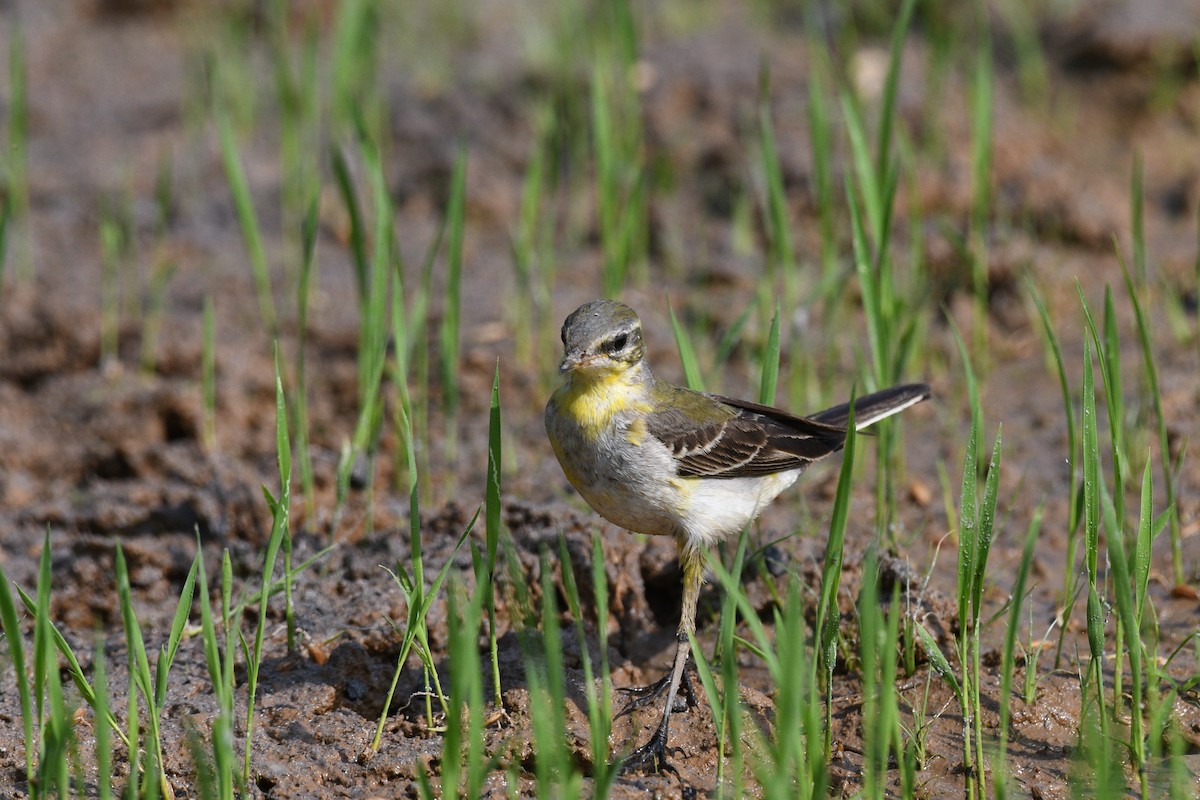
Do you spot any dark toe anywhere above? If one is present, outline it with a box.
[615,675,672,719]
[616,726,678,775]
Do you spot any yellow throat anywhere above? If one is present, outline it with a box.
[552,364,652,440]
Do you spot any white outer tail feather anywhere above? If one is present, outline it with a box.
[853,391,929,431]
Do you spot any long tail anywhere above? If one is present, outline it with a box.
[810,383,931,430]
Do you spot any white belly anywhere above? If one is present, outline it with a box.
[674,470,803,546]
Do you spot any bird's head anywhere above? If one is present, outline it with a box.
[557,300,646,377]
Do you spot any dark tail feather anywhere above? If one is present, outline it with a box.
[810,383,931,430]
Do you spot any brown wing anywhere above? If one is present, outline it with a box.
[644,388,850,479]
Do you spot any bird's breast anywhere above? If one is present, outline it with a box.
[546,387,681,537]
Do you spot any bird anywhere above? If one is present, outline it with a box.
[544,299,930,773]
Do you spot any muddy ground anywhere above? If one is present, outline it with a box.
[2,1,1200,798]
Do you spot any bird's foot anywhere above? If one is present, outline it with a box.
[618,724,681,775]
[615,674,671,718]
[615,671,696,718]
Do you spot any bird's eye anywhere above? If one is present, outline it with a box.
[605,333,628,353]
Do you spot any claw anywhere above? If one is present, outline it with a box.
[615,674,670,718]
[617,724,681,775]
[617,673,672,699]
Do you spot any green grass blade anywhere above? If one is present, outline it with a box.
[33,529,53,733]
[557,534,615,793]
[1080,336,1108,737]
[195,539,235,800]
[1102,285,1125,480]
[93,638,112,800]
[442,580,490,797]
[422,514,479,628]
[274,343,292,493]
[217,111,276,336]
[16,583,129,749]
[339,137,391,519]
[997,503,1043,799]
[1131,151,1146,285]
[0,563,34,782]
[950,318,983,438]
[221,548,234,703]
[243,350,293,782]
[915,619,964,708]
[588,535,616,795]
[805,45,837,287]
[688,632,723,743]
[278,346,298,652]
[1078,282,1127,525]
[1103,477,1147,797]
[858,552,883,798]
[841,96,881,248]
[138,259,176,376]
[817,392,855,758]
[330,0,380,128]
[373,507,477,750]
[968,28,995,362]
[845,171,881,388]
[156,552,200,707]
[330,143,368,300]
[956,413,980,633]
[439,144,468,418]
[714,302,754,368]
[758,300,781,405]
[1026,279,1079,534]
[528,550,570,789]
[1134,460,1153,621]
[484,360,503,707]
[704,554,777,679]
[1120,251,1182,585]
[1081,338,1100,579]
[999,505,1042,742]
[668,298,705,391]
[874,0,917,179]
[295,192,319,517]
[115,542,165,790]
[715,529,749,662]
[99,215,123,368]
[971,428,1002,621]
[759,84,796,279]
[592,64,618,297]
[35,614,71,796]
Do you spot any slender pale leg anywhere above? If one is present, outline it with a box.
[620,537,705,773]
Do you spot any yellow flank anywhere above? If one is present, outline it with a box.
[625,418,647,446]
[667,476,694,511]
[553,367,652,440]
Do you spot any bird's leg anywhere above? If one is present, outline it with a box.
[620,539,705,775]
[616,663,698,717]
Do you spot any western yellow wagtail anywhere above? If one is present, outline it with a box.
[544,299,929,772]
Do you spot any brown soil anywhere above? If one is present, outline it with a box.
[2,1,1200,798]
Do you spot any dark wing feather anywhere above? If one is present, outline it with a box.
[645,390,850,479]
